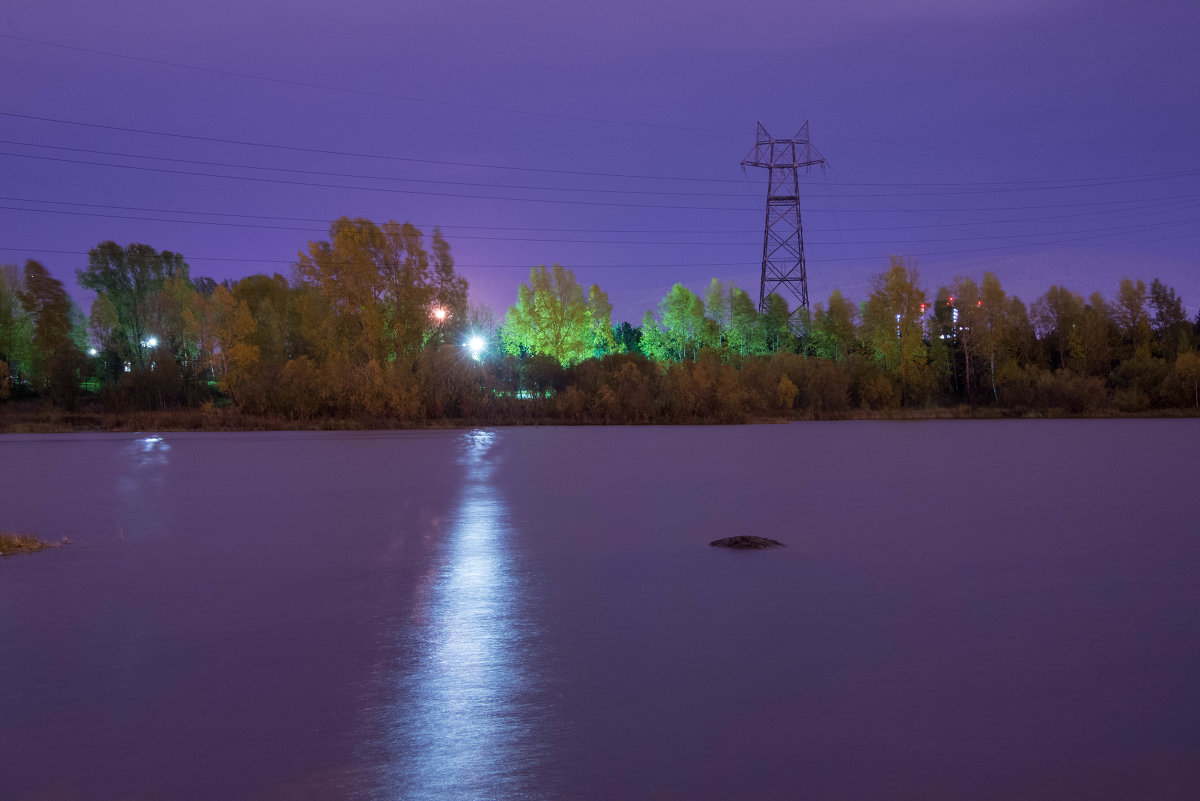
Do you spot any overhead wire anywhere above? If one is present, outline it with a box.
[0,139,762,198]
[6,193,1199,233]
[0,150,762,211]
[3,202,1197,247]
[5,34,1195,150]
[0,111,751,184]
[5,110,1199,190]
[5,148,1199,216]
[5,219,1198,269]
[0,247,760,269]
[0,33,748,137]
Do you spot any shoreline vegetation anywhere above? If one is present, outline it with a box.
[1,399,1196,434]
[3,220,1199,430]
[0,531,59,557]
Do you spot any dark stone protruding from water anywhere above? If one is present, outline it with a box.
[709,536,786,550]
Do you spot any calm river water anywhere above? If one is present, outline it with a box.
[2,421,1199,800]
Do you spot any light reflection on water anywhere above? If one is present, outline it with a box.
[130,434,171,466]
[117,435,171,523]
[381,429,543,799]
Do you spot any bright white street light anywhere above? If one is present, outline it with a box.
[88,348,98,356]
[465,335,486,361]
[144,336,158,348]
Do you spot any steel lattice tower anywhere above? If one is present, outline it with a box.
[741,121,826,318]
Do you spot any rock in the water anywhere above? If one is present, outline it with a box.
[709,536,785,550]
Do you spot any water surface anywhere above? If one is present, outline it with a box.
[2,422,1198,799]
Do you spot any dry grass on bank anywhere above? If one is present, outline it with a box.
[0,531,57,557]
[0,399,1196,434]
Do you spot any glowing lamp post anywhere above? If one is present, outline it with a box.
[143,336,159,349]
[431,307,448,323]
[465,335,486,361]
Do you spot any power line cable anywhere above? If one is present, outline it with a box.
[0,33,747,137]
[0,247,760,268]
[0,139,762,198]
[4,202,1197,246]
[6,138,1199,198]
[0,150,761,211]
[824,162,1060,251]
[7,148,1199,215]
[6,193,1198,233]
[9,110,1197,190]
[5,222,1198,269]
[5,35,1193,150]
[0,111,751,184]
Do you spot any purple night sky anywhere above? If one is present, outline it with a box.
[2,0,1197,323]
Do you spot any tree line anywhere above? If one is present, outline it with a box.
[2,217,1199,424]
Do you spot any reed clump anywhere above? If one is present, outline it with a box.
[0,531,57,556]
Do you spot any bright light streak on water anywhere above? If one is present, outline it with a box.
[380,429,544,799]
[117,435,171,524]
[132,434,170,463]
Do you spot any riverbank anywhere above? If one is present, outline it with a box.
[1,400,1195,433]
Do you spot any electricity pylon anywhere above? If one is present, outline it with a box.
[741,122,826,322]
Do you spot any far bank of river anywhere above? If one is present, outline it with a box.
[2,400,1196,434]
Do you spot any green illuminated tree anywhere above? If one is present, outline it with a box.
[500,265,610,367]
[641,284,706,363]
[0,264,33,391]
[586,284,618,358]
[727,287,759,356]
[613,321,642,354]
[704,279,731,350]
[758,293,792,355]
[810,289,857,362]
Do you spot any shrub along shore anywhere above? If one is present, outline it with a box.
[1,392,1195,435]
